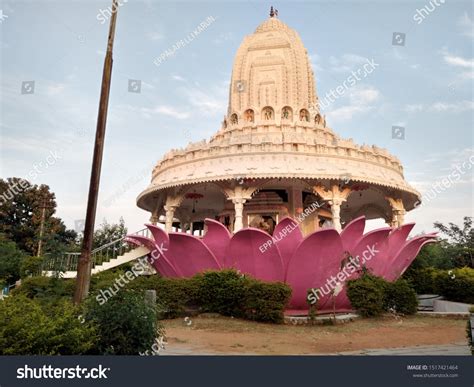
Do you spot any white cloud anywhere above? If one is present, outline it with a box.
[327,53,369,72]
[403,101,474,113]
[46,83,66,96]
[147,105,190,119]
[443,54,473,68]
[171,74,186,82]
[404,104,423,113]
[458,12,474,39]
[147,31,164,41]
[326,85,381,121]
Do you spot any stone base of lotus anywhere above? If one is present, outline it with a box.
[126,216,437,314]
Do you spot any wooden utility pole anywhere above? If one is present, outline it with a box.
[73,0,119,304]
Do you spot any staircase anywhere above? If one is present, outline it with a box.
[42,228,151,278]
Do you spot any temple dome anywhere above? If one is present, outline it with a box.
[228,16,318,120]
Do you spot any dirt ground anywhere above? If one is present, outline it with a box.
[162,315,468,355]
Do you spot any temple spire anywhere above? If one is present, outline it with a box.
[269,6,278,18]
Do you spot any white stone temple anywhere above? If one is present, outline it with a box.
[137,9,420,236]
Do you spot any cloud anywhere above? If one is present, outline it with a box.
[443,53,473,68]
[458,12,474,39]
[145,105,190,119]
[179,81,228,116]
[147,31,164,41]
[403,101,474,113]
[326,85,381,122]
[171,74,186,82]
[327,53,369,72]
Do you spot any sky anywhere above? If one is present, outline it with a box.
[1,0,473,236]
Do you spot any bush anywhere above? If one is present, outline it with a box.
[0,295,97,355]
[403,266,438,294]
[84,290,163,355]
[20,255,44,278]
[13,276,75,302]
[242,279,291,323]
[347,274,386,317]
[384,279,418,315]
[121,269,291,324]
[435,267,474,304]
[0,238,26,284]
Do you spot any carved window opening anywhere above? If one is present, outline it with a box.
[244,109,255,122]
[281,106,293,120]
[262,106,274,120]
[299,109,310,122]
[230,113,238,125]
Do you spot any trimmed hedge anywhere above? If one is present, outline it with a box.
[347,273,418,317]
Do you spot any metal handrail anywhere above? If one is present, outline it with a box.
[41,227,152,273]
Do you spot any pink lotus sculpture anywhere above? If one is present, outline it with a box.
[126,217,437,314]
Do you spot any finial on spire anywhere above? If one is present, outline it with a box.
[270,6,278,18]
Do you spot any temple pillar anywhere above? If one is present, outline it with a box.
[164,205,177,232]
[149,213,159,226]
[232,198,246,232]
[386,197,406,228]
[313,184,352,232]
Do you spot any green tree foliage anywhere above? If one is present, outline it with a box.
[434,216,474,268]
[0,295,97,355]
[0,178,77,256]
[0,236,27,284]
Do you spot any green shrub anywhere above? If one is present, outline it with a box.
[347,274,386,317]
[84,290,163,355]
[13,276,75,302]
[242,279,291,323]
[403,266,438,294]
[435,267,474,304]
[195,270,247,316]
[20,256,44,278]
[384,279,418,315]
[0,295,97,355]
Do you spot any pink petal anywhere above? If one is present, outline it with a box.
[228,228,285,282]
[168,233,221,278]
[341,216,366,252]
[385,236,437,281]
[272,217,303,271]
[285,229,344,310]
[202,218,231,268]
[145,223,170,250]
[125,234,180,277]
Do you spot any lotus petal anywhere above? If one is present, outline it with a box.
[125,235,180,277]
[386,223,415,260]
[145,224,170,250]
[202,218,232,268]
[340,216,365,252]
[168,233,221,277]
[228,228,285,282]
[385,236,437,281]
[286,229,344,310]
[272,217,303,270]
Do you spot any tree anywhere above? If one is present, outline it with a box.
[92,217,128,249]
[0,178,77,257]
[434,217,474,268]
[0,236,27,284]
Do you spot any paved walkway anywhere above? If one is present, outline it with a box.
[160,342,471,356]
